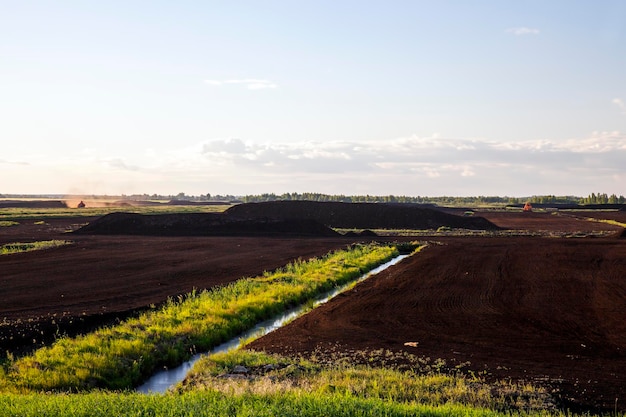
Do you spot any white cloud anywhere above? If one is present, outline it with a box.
[506,27,540,36]
[195,132,626,177]
[4,132,626,196]
[203,79,278,90]
[613,98,626,114]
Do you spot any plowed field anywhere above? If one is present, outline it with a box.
[249,234,626,413]
[0,217,366,353]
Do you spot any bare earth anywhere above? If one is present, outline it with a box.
[0,217,362,353]
[2,206,626,413]
[249,211,626,413]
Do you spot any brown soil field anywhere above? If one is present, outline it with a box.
[249,234,626,414]
[0,216,371,354]
[0,203,491,354]
[2,201,625,413]
[450,209,626,233]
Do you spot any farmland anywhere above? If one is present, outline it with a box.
[1,199,625,415]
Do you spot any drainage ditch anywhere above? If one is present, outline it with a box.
[137,253,410,393]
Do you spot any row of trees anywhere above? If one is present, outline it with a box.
[239,193,521,205]
[2,192,624,205]
[580,193,626,204]
[527,195,582,204]
[240,192,626,205]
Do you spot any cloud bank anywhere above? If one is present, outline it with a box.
[6,133,625,197]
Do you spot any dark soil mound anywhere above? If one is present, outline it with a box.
[74,212,339,237]
[619,228,626,238]
[226,201,499,230]
[0,200,67,209]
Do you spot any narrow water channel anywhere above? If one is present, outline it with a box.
[136,253,409,393]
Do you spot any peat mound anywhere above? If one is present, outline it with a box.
[0,200,67,209]
[73,212,339,237]
[225,201,499,230]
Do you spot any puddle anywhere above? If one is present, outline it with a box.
[136,253,409,393]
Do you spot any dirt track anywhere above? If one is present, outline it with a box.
[249,236,626,413]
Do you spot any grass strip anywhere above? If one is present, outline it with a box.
[0,243,406,391]
[0,391,520,417]
[585,217,626,228]
[0,240,72,255]
[0,349,608,416]
[0,221,19,227]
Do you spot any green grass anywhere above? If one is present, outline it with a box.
[0,349,599,416]
[0,391,531,417]
[0,221,19,227]
[0,240,73,255]
[0,243,405,392]
[585,217,626,228]
[180,349,560,414]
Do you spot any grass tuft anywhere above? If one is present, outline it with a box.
[0,240,73,255]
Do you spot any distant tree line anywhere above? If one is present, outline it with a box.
[527,195,581,204]
[240,192,625,206]
[239,193,521,205]
[2,192,624,205]
[117,193,241,202]
[579,193,625,204]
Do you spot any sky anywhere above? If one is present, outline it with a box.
[1,1,625,197]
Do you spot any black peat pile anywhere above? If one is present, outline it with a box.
[225,201,499,230]
[0,200,67,209]
[74,212,339,237]
[74,201,499,237]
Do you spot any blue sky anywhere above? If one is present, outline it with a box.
[1,1,625,197]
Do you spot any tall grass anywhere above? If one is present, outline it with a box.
[0,391,520,417]
[182,350,559,414]
[0,243,404,391]
[0,349,586,416]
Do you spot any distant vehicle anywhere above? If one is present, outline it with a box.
[523,202,532,212]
